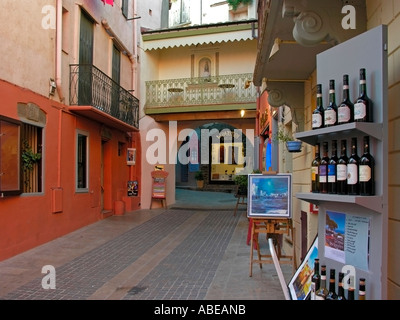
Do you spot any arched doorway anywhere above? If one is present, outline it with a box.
[175,122,254,191]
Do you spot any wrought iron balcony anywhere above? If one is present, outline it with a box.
[145,73,257,111]
[69,64,139,129]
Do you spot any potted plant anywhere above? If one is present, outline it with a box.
[274,128,302,153]
[233,169,262,196]
[195,170,204,189]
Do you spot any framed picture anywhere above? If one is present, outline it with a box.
[247,173,292,218]
[288,235,319,300]
[127,148,136,165]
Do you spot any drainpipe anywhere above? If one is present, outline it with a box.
[55,0,64,103]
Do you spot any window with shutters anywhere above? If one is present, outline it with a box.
[0,116,22,196]
[122,0,129,18]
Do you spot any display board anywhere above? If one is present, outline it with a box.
[150,170,168,209]
[296,25,388,300]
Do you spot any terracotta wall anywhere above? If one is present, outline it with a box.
[0,80,140,261]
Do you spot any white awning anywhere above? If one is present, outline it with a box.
[143,28,255,51]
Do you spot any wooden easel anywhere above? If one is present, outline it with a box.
[150,170,168,209]
[249,218,296,277]
[248,169,296,277]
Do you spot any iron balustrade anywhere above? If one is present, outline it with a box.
[70,64,139,129]
[145,73,257,108]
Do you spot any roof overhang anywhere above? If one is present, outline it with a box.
[142,20,257,51]
[69,106,138,132]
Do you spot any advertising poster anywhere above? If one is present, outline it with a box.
[127,180,138,196]
[288,236,318,300]
[127,148,136,165]
[325,211,370,271]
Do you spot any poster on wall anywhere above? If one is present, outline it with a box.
[247,174,292,218]
[325,211,370,271]
[127,148,136,165]
[127,180,138,197]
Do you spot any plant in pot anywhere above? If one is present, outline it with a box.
[195,170,204,189]
[274,128,302,153]
[233,169,262,196]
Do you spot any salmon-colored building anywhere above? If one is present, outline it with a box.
[0,0,141,261]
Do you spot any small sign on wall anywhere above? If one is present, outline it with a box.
[127,148,136,165]
[128,180,138,197]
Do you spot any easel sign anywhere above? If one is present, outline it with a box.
[247,173,292,218]
[150,170,168,209]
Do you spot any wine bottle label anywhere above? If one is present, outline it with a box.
[325,109,336,125]
[311,167,318,181]
[312,114,322,128]
[328,165,336,182]
[347,164,358,185]
[354,102,366,120]
[338,106,350,123]
[319,166,327,182]
[343,85,349,89]
[337,164,347,181]
[359,165,371,182]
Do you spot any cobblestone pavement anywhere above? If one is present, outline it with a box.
[0,190,293,301]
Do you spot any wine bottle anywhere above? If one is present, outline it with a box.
[326,268,338,300]
[358,278,366,300]
[310,258,321,300]
[328,140,338,194]
[359,136,375,196]
[312,84,324,130]
[347,137,360,195]
[354,68,373,122]
[336,272,346,300]
[337,140,348,195]
[315,265,328,300]
[319,142,329,194]
[311,143,321,193]
[324,79,338,127]
[338,74,354,124]
[347,276,355,300]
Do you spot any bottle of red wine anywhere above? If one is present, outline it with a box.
[319,142,329,194]
[337,140,348,195]
[315,265,328,300]
[338,74,354,124]
[358,278,366,300]
[336,272,346,300]
[328,140,338,194]
[326,268,338,300]
[347,137,360,195]
[324,80,338,127]
[354,68,373,122]
[312,84,324,130]
[359,136,375,196]
[311,143,321,193]
[347,276,355,300]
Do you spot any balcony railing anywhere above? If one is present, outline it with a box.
[69,64,139,129]
[145,73,257,109]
